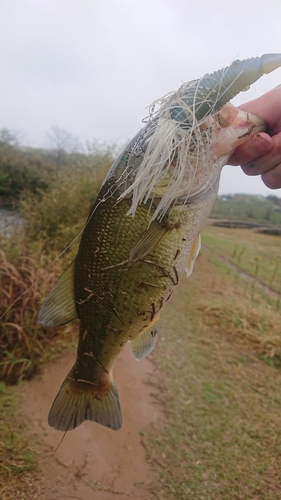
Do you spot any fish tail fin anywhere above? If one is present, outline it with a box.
[48,369,122,431]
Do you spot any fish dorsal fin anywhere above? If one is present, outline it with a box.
[38,260,77,327]
[130,316,159,360]
[129,220,172,264]
[186,234,201,278]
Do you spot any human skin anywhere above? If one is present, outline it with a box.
[228,85,281,189]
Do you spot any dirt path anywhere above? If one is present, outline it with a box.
[18,346,162,499]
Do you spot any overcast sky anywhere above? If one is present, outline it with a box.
[1,0,281,197]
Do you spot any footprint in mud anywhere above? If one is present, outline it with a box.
[18,345,162,500]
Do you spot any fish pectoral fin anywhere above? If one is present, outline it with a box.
[38,260,77,327]
[130,316,159,360]
[185,234,201,278]
[48,370,122,431]
[129,220,172,264]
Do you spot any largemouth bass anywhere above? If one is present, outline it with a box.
[39,54,281,432]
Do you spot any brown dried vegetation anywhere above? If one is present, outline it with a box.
[0,249,63,383]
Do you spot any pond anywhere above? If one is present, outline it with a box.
[0,208,25,238]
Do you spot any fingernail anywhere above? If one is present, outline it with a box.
[256,133,272,146]
[242,134,272,172]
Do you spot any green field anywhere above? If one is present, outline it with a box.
[203,223,281,297]
[144,223,281,499]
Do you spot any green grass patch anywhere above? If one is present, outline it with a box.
[202,224,281,295]
[0,383,40,499]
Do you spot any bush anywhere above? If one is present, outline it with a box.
[20,154,111,251]
[211,194,281,225]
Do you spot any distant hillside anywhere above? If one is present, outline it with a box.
[211,194,281,226]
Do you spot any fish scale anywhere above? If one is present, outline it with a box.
[75,188,193,341]
[38,53,281,431]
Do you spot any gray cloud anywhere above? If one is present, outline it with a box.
[0,0,280,196]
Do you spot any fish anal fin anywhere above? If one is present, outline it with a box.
[129,220,173,264]
[48,370,122,431]
[186,234,201,278]
[38,260,77,327]
[130,314,160,360]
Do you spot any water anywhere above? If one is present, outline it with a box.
[0,208,25,238]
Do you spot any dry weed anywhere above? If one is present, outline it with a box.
[0,249,67,383]
[196,298,281,364]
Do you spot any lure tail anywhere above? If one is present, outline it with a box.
[48,366,122,431]
[169,53,281,124]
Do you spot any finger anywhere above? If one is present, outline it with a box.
[241,132,281,176]
[261,164,281,189]
[238,85,281,133]
[228,132,273,166]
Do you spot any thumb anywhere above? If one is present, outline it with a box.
[228,133,273,166]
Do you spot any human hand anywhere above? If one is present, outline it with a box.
[228,85,281,189]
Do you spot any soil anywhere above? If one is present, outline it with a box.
[18,345,162,499]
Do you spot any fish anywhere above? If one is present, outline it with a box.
[38,53,281,432]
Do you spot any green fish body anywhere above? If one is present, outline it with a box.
[38,54,281,431]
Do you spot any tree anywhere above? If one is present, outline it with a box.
[0,128,21,150]
[46,126,82,164]
[267,195,281,206]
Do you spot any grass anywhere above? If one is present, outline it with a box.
[196,299,281,368]
[0,383,41,500]
[202,223,281,296]
[0,248,78,384]
[144,231,281,499]
[20,160,110,252]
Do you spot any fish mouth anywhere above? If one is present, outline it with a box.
[237,112,267,138]
[179,107,267,205]
[208,105,267,159]
[218,103,267,135]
